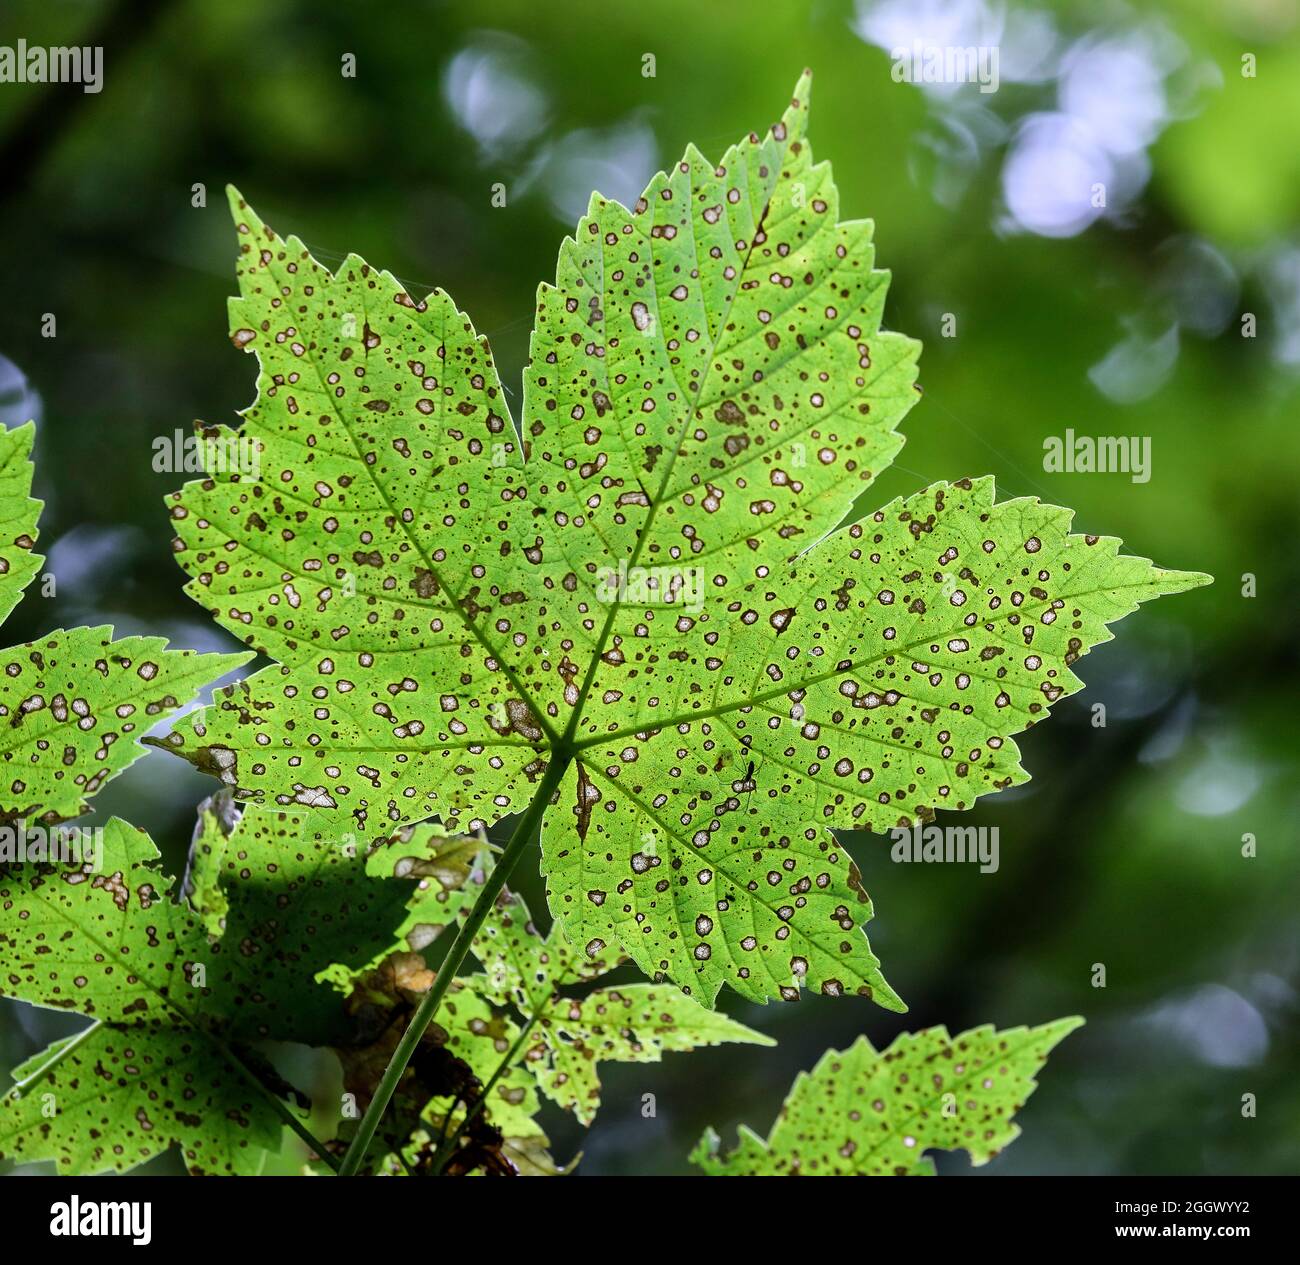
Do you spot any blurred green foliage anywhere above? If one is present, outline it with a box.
[0,0,1295,1177]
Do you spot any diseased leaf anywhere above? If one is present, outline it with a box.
[161,190,548,834]
[693,1017,1082,1176]
[1,1024,281,1176]
[552,477,1207,1001]
[0,817,278,1173]
[1,818,209,1026]
[469,886,773,1124]
[0,1019,283,1170]
[0,806,426,1174]
[527,984,772,1126]
[0,628,248,825]
[0,423,42,625]
[161,74,1207,1009]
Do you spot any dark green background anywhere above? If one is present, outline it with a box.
[1,0,1295,1176]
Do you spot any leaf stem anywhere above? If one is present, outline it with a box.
[8,1017,338,1172]
[336,752,572,1176]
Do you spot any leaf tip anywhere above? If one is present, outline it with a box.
[876,980,909,1014]
[208,648,257,674]
[225,185,267,240]
[1049,1014,1086,1036]
[782,69,813,138]
[1167,568,1214,591]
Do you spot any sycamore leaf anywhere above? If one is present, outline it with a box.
[1,818,275,1173]
[0,628,249,825]
[160,74,1207,1008]
[0,806,424,1174]
[0,423,42,625]
[160,191,547,834]
[2,817,215,1027]
[693,1017,1082,1176]
[1,1024,281,1176]
[468,885,773,1124]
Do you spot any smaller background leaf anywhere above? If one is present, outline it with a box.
[694,1017,1082,1175]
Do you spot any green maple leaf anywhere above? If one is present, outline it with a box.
[160,73,1208,1009]
[468,884,773,1124]
[1,1025,283,1176]
[0,423,248,825]
[0,422,42,624]
[0,806,425,1174]
[1,817,277,1174]
[692,1017,1082,1176]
